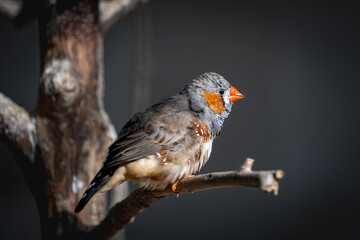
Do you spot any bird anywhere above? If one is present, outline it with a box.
[74,72,244,213]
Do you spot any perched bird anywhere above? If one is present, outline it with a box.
[75,72,244,213]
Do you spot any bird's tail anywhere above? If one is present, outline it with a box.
[74,170,110,213]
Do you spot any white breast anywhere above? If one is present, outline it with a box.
[123,139,214,190]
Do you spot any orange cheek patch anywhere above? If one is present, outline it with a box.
[203,91,225,113]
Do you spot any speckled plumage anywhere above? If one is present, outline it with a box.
[75,72,243,213]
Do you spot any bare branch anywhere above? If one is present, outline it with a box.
[0,0,40,26]
[90,158,284,240]
[0,0,22,20]
[100,0,150,33]
[0,93,37,162]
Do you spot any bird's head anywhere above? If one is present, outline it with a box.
[183,72,244,134]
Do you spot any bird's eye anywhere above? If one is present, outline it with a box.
[219,90,224,95]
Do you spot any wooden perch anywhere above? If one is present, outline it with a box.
[90,158,284,240]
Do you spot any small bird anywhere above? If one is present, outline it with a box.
[75,72,244,213]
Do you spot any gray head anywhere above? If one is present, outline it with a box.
[182,72,244,136]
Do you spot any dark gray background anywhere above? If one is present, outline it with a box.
[1,0,359,239]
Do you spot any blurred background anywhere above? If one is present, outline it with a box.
[1,0,359,239]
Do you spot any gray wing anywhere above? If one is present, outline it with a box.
[102,106,195,170]
[75,100,197,212]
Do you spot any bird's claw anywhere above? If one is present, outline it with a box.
[171,175,195,193]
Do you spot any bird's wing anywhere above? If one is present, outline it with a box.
[75,107,198,213]
[102,109,195,170]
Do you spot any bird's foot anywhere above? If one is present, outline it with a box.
[171,175,195,193]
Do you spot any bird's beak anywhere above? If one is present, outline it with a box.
[229,85,244,102]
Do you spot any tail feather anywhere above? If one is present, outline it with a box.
[74,171,111,213]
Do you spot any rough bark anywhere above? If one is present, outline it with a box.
[0,93,36,162]
[34,1,118,238]
[1,0,120,239]
[0,0,148,238]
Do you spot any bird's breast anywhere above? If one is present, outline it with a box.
[124,119,214,190]
[124,139,213,190]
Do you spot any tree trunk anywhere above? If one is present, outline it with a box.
[0,0,152,238]
[34,0,115,238]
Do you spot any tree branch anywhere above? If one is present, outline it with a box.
[0,0,22,20]
[0,0,40,26]
[0,92,37,162]
[89,158,284,240]
[100,0,150,34]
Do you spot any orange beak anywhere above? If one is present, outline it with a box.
[229,85,244,102]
